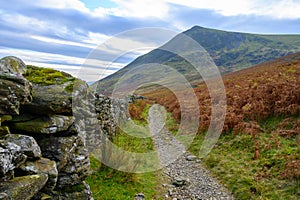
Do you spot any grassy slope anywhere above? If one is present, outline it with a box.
[137,53,300,199]
[189,117,299,199]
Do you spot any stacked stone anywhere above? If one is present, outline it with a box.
[94,94,116,139]
[0,57,93,200]
[111,98,129,127]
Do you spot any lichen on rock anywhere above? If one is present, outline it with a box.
[0,56,101,200]
[10,115,74,134]
[0,56,27,75]
[4,134,42,158]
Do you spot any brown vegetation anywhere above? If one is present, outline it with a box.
[141,52,300,136]
[134,52,300,183]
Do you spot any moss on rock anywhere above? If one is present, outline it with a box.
[24,65,75,86]
[0,174,48,200]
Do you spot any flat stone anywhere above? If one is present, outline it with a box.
[0,127,10,138]
[5,134,41,158]
[134,193,145,200]
[10,115,74,134]
[186,155,197,161]
[0,174,48,200]
[18,158,58,192]
[172,177,189,187]
[22,79,88,116]
[51,182,93,200]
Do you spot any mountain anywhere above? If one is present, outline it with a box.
[92,26,300,94]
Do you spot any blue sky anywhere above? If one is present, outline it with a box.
[0,0,300,82]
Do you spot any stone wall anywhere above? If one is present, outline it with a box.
[0,57,93,200]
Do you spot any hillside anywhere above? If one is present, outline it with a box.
[133,52,300,199]
[92,26,300,94]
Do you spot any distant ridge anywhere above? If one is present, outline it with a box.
[92,26,300,94]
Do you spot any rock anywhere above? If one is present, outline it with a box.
[134,193,145,200]
[0,56,27,75]
[56,146,90,188]
[0,140,26,181]
[4,134,41,158]
[0,192,8,200]
[0,127,10,138]
[31,192,52,200]
[0,116,12,124]
[172,177,189,187]
[0,174,48,200]
[0,73,32,115]
[51,182,93,200]
[22,79,87,115]
[186,155,197,161]
[10,115,74,134]
[18,158,58,192]
[36,136,83,170]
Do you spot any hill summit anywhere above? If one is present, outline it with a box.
[92,26,300,94]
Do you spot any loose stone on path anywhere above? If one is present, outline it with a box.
[148,104,233,200]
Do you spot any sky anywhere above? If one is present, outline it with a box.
[0,0,300,83]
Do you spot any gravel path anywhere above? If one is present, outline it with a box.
[148,105,233,200]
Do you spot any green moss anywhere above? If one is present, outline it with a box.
[65,82,74,92]
[24,65,75,86]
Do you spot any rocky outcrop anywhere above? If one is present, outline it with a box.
[0,72,32,115]
[0,57,93,199]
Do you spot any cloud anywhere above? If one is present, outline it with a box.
[0,0,299,82]
[166,0,300,19]
[110,0,169,19]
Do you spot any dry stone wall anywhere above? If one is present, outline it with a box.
[0,56,130,200]
[0,57,94,200]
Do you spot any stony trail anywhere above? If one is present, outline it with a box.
[148,105,233,200]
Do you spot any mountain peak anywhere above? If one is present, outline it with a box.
[92,26,300,95]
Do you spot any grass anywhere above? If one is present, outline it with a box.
[24,65,74,85]
[86,156,162,200]
[189,116,300,200]
[86,107,163,200]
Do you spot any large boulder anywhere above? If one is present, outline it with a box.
[0,140,26,181]
[0,56,27,75]
[18,158,58,192]
[36,136,83,170]
[0,174,48,200]
[51,182,93,200]
[0,73,32,115]
[4,134,41,158]
[22,78,89,116]
[10,114,74,134]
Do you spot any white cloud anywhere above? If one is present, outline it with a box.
[0,47,125,81]
[96,36,157,55]
[165,0,300,19]
[82,32,111,45]
[88,0,300,20]
[31,0,90,13]
[109,0,170,19]
[3,14,48,31]
[30,35,96,49]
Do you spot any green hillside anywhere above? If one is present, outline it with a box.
[92,26,300,94]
